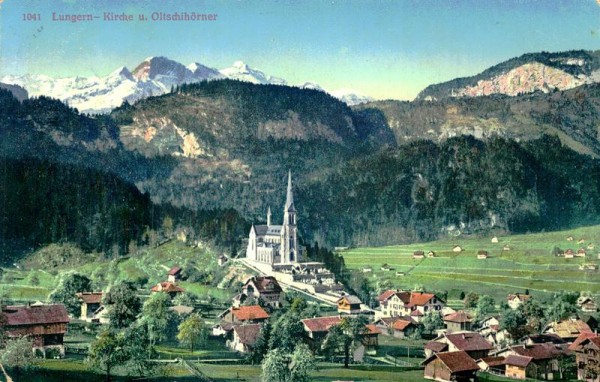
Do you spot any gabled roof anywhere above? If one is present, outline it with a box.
[507,293,531,302]
[233,324,262,345]
[301,316,342,333]
[524,333,566,345]
[365,324,382,335]
[407,292,437,307]
[478,356,506,367]
[245,276,282,294]
[505,354,533,368]
[545,318,591,338]
[568,331,597,351]
[374,317,398,327]
[168,266,182,276]
[151,282,185,293]
[510,343,566,360]
[445,332,494,352]
[76,292,103,304]
[229,305,270,321]
[392,319,415,331]
[378,290,397,303]
[425,341,449,353]
[3,304,70,326]
[253,225,283,236]
[338,295,362,305]
[444,311,474,323]
[423,351,479,373]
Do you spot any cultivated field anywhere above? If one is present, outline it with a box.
[340,225,600,301]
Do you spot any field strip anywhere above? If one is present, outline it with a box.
[416,270,599,284]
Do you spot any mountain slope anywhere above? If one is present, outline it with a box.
[417,50,600,101]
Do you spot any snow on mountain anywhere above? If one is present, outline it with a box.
[187,62,224,80]
[300,82,325,91]
[219,61,287,85]
[329,88,375,106]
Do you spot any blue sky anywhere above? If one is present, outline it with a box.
[1,0,599,100]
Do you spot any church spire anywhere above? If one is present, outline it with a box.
[267,206,271,226]
[285,170,295,212]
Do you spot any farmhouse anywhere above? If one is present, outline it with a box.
[228,323,261,353]
[477,356,506,375]
[507,293,531,310]
[543,317,591,341]
[427,251,436,257]
[477,250,489,259]
[425,332,494,360]
[504,354,534,379]
[493,343,568,380]
[452,245,463,252]
[577,296,598,312]
[337,295,362,314]
[564,249,575,258]
[2,304,70,356]
[300,316,380,349]
[374,317,417,338]
[422,351,479,382]
[240,275,283,308]
[219,305,270,324]
[76,292,105,323]
[568,332,599,382]
[413,250,425,259]
[378,290,445,321]
[150,281,185,298]
[444,311,474,333]
[167,266,182,283]
[576,248,587,257]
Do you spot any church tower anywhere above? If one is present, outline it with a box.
[281,171,298,263]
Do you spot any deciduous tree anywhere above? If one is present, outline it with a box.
[48,272,92,316]
[103,282,142,329]
[176,313,206,353]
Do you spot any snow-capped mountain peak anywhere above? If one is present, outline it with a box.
[220,61,287,85]
[329,88,375,106]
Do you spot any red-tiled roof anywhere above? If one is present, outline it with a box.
[230,305,270,321]
[446,332,493,352]
[233,324,261,345]
[425,341,449,353]
[428,351,480,373]
[151,282,185,293]
[510,343,565,360]
[444,311,473,323]
[568,331,597,351]
[301,316,342,333]
[168,266,182,276]
[378,290,397,302]
[76,292,103,304]
[3,304,69,326]
[392,319,414,331]
[505,354,532,368]
[408,292,436,306]
[365,324,382,335]
[479,356,506,367]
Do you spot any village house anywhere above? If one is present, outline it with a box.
[544,317,592,341]
[577,296,598,313]
[493,343,568,380]
[167,266,182,283]
[477,250,489,259]
[507,293,531,310]
[569,332,599,382]
[425,332,494,360]
[504,354,534,379]
[565,249,575,258]
[413,250,425,259]
[523,333,567,348]
[374,316,417,338]
[240,275,283,308]
[576,248,587,257]
[150,281,185,298]
[444,311,474,333]
[228,323,262,353]
[452,245,463,252]
[477,356,506,376]
[378,290,445,322]
[337,295,362,314]
[2,304,70,356]
[427,251,436,258]
[76,292,106,323]
[300,316,380,350]
[422,350,479,382]
[219,305,270,324]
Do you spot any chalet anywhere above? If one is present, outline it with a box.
[578,239,586,244]
[374,317,417,338]
[413,250,425,259]
[493,343,568,380]
[477,356,506,376]
[477,250,489,259]
[378,290,445,322]
[568,332,599,382]
[300,316,380,349]
[2,304,70,356]
[337,295,362,314]
[565,249,575,258]
[444,311,474,333]
[422,351,479,382]
[380,264,393,271]
[576,248,587,257]
[218,305,270,324]
[453,245,463,252]
[505,354,534,379]
[241,276,283,308]
[425,332,493,360]
[76,292,104,323]
[491,237,499,243]
[577,296,598,313]
[167,266,182,283]
[544,317,591,341]
[151,281,185,298]
[507,293,531,310]
[228,323,261,353]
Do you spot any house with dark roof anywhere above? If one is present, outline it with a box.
[505,354,534,379]
[374,316,417,338]
[413,250,425,259]
[377,290,444,322]
[151,281,185,298]
[219,305,270,324]
[337,295,362,314]
[167,266,182,283]
[477,356,506,376]
[493,343,570,380]
[422,351,479,382]
[228,324,262,353]
[444,311,474,333]
[577,296,598,313]
[2,304,70,356]
[300,316,380,349]
[425,332,493,360]
[76,292,104,322]
[241,275,283,308]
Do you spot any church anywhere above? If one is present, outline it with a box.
[246,172,303,265]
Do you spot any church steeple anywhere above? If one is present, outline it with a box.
[267,206,271,226]
[285,170,295,212]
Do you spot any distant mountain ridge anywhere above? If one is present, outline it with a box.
[416,49,600,100]
[1,57,373,113]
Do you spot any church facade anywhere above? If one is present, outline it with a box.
[246,172,302,265]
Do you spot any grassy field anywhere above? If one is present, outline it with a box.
[340,225,600,301]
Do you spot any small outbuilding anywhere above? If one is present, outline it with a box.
[422,351,479,382]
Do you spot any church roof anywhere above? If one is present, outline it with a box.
[254,225,282,236]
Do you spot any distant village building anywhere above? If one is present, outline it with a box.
[493,343,568,380]
[239,275,283,308]
[452,245,463,252]
[362,266,373,273]
[568,332,599,382]
[564,249,575,258]
[577,296,598,312]
[169,305,194,316]
[543,317,591,341]
[576,248,587,257]
[151,282,185,298]
[228,323,261,353]
[337,295,362,314]
[374,317,417,339]
[300,316,380,350]
[507,293,531,310]
[427,251,436,258]
[76,292,107,323]
[219,305,270,324]
[477,356,506,376]
[503,245,511,251]
[2,304,70,356]
[218,255,228,266]
[491,237,499,243]
[167,266,182,283]
[246,172,302,265]
[422,351,479,382]
[378,290,445,321]
[505,354,534,379]
[425,332,493,360]
[477,250,489,259]
[443,311,474,333]
[413,250,425,259]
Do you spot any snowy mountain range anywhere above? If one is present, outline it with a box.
[1,57,374,113]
